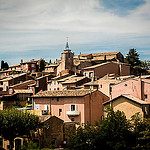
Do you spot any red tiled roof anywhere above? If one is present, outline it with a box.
[33,89,96,97]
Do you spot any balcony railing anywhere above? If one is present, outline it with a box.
[67,110,80,116]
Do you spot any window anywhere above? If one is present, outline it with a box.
[21,64,23,70]
[54,88,56,90]
[32,64,34,67]
[4,84,6,91]
[71,105,75,111]
[57,98,59,102]
[44,105,48,110]
[110,87,112,93]
[69,104,77,111]
[54,80,56,85]
[89,72,94,77]
[90,85,93,90]
[71,118,74,122]
[144,94,148,99]
[100,84,102,88]
[59,109,62,116]
[35,104,39,110]
[125,84,127,87]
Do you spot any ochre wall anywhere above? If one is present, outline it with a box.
[105,97,144,119]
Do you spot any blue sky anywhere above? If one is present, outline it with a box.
[0,0,150,66]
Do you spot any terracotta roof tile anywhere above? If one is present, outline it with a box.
[79,52,120,57]
[82,62,110,70]
[33,89,96,97]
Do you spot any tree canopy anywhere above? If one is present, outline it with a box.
[0,109,39,150]
[67,108,150,150]
[1,60,9,70]
[125,48,141,67]
[39,59,46,72]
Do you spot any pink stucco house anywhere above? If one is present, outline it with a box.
[111,77,150,103]
[32,89,109,125]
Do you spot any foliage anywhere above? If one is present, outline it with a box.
[141,60,150,70]
[27,141,39,150]
[68,108,133,150]
[67,108,150,150]
[21,141,39,150]
[0,108,39,150]
[39,59,46,72]
[131,113,150,150]
[1,60,9,70]
[126,48,141,67]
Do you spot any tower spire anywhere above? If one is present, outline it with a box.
[65,37,70,50]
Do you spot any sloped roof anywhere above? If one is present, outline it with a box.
[14,89,33,94]
[79,52,120,57]
[62,76,87,84]
[82,62,110,70]
[9,64,20,68]
[51,73,70,80]
[45,64,58,68]
[2,73,27,81]
[57,75,77,82]
[82,61,129,70]
[103,94,149,105]
[33,89,96,97]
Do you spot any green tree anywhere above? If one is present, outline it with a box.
[68,108,133,150]
[1,60,4,69]
[131,113,150,150]
[126,48,141,67]
[0,109,39,150]
[4,62,9,70]
[97,108,133,150]
[1,60,9,70]
[39,59,45,72]
[141,60,150,70]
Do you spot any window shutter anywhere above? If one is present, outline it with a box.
[45,105,48,110]
[75,105,77,111]
[69,105,71,111]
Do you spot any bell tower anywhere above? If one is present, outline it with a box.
[61,38,74,71]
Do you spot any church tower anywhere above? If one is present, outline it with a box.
[61,39,74,72]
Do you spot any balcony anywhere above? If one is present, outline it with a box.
[67,110,80,116]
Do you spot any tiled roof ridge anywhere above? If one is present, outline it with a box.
[34,89,96,97]
[76,52,120,57]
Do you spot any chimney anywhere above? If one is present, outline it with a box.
[21,59,23,63]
